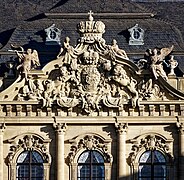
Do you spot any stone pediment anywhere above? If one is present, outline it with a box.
[1,12,184,116]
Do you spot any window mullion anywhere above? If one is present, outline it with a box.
[90,151,92,180]
[151,151,154,180]
[30,151,32,179]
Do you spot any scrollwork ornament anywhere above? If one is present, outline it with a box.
[11,11,141,114]
[7,134,50,164]
[67,134,112,165]
[128,134,173,165]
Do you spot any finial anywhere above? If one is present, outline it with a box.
[88,10,94,21]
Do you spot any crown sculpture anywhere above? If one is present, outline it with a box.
[7,11,179,115]
[77,11,105,43]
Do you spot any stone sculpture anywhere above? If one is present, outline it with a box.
[13,12,140,113]
[144,45,174,80]
[11,45,40,81]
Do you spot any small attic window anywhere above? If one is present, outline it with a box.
[45,24,61,45]
[128,24,144,45]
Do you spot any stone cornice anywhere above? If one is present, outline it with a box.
[0,116,179,124]
[44,12,154,19]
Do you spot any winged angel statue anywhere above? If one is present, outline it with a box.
[11,44,40,81]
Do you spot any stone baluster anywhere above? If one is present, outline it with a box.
[53,122,67,180]
[0,123,5,179]
[115,122,128,180]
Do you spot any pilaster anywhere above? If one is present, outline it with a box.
[115,122,128,180]
[0,123,5,180]
[53,122,67,180]
[177,122,184,180]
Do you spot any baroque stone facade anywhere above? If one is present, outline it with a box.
[0,9,184,180]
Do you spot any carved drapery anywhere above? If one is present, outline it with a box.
[128,133,173,180]
[67,134,112,180]
[6,133,51,180]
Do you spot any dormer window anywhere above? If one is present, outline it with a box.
[45,24,61,45]
[128,24,144,45]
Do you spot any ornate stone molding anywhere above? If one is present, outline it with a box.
[7,134,51,164]
[67,134,112,165]
[128,24,144,46]
[0,12,183,117]
[128,133,173,165]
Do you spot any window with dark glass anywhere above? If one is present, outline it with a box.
[49,30,57,40]
[77,150,105,180]
[16,150,44,180]
[133,29,140,39]
[138,150,166,180]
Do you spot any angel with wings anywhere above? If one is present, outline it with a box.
[11,45,40,81]
[145,45,174,80]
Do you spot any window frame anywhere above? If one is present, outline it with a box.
[7,133,51,180]
[16,150,44,179]
[67,134,113,180]
[138,150,167,180]
[77,150,105,180]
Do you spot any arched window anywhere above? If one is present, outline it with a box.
[138,150,166,180]
[77,150,105,180]
[16,150,44,179]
